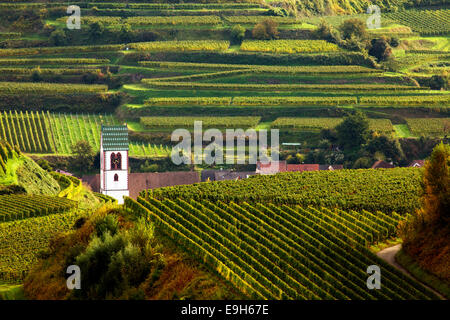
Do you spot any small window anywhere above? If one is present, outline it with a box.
[114,174,119,182]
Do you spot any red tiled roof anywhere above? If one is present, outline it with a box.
[371,160,395,169]
[256,161,287,174]
[286,164,319,172]
[82,171,200,199]
[408,160,425,168]
[319,164,344,170]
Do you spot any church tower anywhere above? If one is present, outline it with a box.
[100,125,129,204]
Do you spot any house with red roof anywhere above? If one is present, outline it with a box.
[256,161,340,174]
[408,160,425,168]
[371,160,395,169]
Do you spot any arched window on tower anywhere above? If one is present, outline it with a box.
[117,152,122,170]
[114,174,119,182]
[110,152,116,169]
[110,152,122,170]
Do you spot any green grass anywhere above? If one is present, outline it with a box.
[0,156,22,186]
[369,238,403,253]
[255,122,271,131]
[200,74,414,85]
[0,284,24,300]
[394,124,413,138]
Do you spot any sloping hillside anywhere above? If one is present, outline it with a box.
[14,157,60,195]
[0,140,60,195]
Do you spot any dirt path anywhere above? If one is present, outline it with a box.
[377,244,445,299]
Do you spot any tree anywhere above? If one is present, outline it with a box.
[89,21,105,40]
[366,136,404,164]
[49,29,67,46]
[315,20,340,43]
[252,18,279,40]
[70,140,95,173]
[429,74,447,90]
[398,142,450,283]
[339,19,367,40]
[421,142,450,224]
[389,37,400,48]
[36,159,53,172]
[335,111,370,150]
[119,23,133,43]
[352,156,373,169]
[230,24,246,44]
[267,7,288,17]
[31,66,43,82]
[369,37,393,61]
[320,128,338,144]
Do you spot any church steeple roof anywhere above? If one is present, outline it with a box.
[101,125,128,151]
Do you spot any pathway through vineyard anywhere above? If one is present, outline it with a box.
[376,244,445,299]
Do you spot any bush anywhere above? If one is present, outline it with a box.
[49,29,67,46]
[89,22,105,40]
[252,18,279,40]
[352,157,373,169]
[390,37,400,48]
[266,8,288,17]
[120,23,133,43]
[315,20,340,43]
[369,37,393,61]
[31,67,43,82]
[230,24,246,44]
[140,161,160,173]
[340,35,367,52]
[429,74,447,90]
[36,159,53,172]
[74,217,165,299]
[339,19,367,40]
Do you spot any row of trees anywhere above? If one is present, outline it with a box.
[302,111,441,169]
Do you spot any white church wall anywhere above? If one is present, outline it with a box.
[104,190,129,205]
[103,170,128,191]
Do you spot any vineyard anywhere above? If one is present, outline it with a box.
[386,9,450,35]
[142,80,422,92]
[140,116,261,129]
[271,118,394,134]
[138,61,383,74]
[0,58,109,66]
[240,40,340,54]
[0,210,85,282]
[149,168,423,215]
[223,16,300,25]
[0,195,76,222]
[129,40,230,52]
[57,16,223,27]
[405,118,450,137]
[0,82,107,94]
[0,111,169,156]
[0,44,125,58]
[125,196,438,300]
